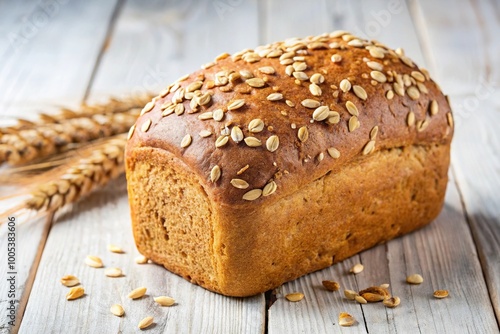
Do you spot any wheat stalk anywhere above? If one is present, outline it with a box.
[0,94,153,135]
[0,109,138,165]
[24,134,126,212]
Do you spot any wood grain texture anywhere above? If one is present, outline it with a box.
[410,0,500,324]
[0,1,119,333]
[268,177,498,334]
[18,180,264,334]
[19,1,265,333]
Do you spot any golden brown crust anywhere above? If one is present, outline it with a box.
[125,31,453,296]
[127,32,453,207]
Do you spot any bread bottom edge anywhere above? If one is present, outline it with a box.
[126,143,450,297]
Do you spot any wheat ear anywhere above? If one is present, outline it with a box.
[0,94,153,135]
[24,134,126,212]
[0,109,138,165]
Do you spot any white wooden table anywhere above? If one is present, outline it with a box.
[1,0,499,333]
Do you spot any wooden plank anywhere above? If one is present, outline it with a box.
[0,2,119,333]
[265,0,498,332]
[268,177,498,333]
[0,0,119,117]
[89,0,261,100]
[20,1,265,333]
[18,180,265,334]
[410,0,500,324]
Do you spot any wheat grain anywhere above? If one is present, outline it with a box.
[0,94,153,136]
[23,135,126,212]
[0,109,137,166]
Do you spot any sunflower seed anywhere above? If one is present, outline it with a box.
[60,275,80,287]
[363,140,375,155]
[128,287,147,299]
[292,61,307,71]
[417,82,428,94]
[266,135,279,152]
[197,93,211,106]
[339,312,355,327]
[154,296,176,306]
[138,316,154,330]
[411,71,425,82]
[348,38,364,47]
[433,290,449,299]
[172,87,185,103]
[141,101,155,115]
[301,99,320,108]
[198,112,213,120]
[259,66,275,74]
[310,73,325,84]
[230,178,249,189]
[326,111,340,124]
[417,119,429,132]
[340,79,351,93]
[293,71,309,81]
[366,61,383,71]
[369,47,385,59]
[227,99,245,110]
[407,112,415,126]
[353,85,367,100]
[210,165,221,183]
[312,106,330,121]
[285,292,304,302]
[85,255,103,268]
[105,267,123,278]
[246,78,265,88]
[386,90,394,100]
[380,283,390,289]
[244,136,262,147]
[383,296,401,308]
[322,280,340,291]
[285,65,294,76]
[327,147,340,159]
[215,135,229,148]
[370,126,379,140]
[186,81,203,92]
[350,263,364,274]
[348,116,359,132]
[141,119,152,133]
[135,255,148,264]
[430,100,439,115]
[262,181,277,196]
[406,274,423,284]
[298,126,309,142]
[286,100,295,107]
[210,109,222,121]
[228,126,243,143]
[447,112,454,127]
[66,286,84,300]
[394,82,405,96]
[370,70,387,83]
[110,304,125,317]
[248,119,265,133]
[407,86,420,100]
[309,83,322,96]
[267,93,283,101]
[344,290,358,300]
[400,55,414,67]
[107,244,124,254]
[180,134,192,148]
[199,130,212,138]
[331,54,342,63]
[242,189,262,201]
[346,101,359,116]
[355,295,368,304]
[127,124,136,140]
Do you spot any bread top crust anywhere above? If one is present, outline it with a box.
[126,31,453,207]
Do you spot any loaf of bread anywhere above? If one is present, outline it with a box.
[125,31,453,297]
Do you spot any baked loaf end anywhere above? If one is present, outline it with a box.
[125,31,453,297]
